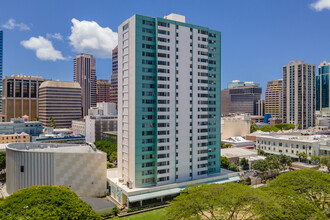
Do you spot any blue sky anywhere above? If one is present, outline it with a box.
[1,0,330,91]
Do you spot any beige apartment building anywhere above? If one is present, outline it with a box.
[265,79,283,118]
[38,81,82,128]
[283,61,316,129]
[0,133,30,144]
[2,75,46,122]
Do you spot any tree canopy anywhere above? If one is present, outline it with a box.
[269,169,330,212]
[251,123,295,133]
[0,185,101,219]
[166,170,329,219]
[0,152,5,170]
[321,156,330,172]
[94,140,117,162]
[166,183,272,220]
[220,156,230,169]
[221,141,232,149]
[49,117,56,128]
[240,158,249,170]
[251,154,291,177]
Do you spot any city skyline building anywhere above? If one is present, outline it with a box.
[316,61,330,113]
[265,79,283,118]
[282,60,316,129]
[38,81,82,128]
[2,75,46,122]
[110,46,118,106]
[0,30,3,114]
[117,13,221,188]
[227,80,259,89]
[73,53,97,117]
[221,81,262,115]
[96,79,111,103]
[256,99,265,116]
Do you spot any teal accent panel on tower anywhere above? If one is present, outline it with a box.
[207,30,221,174]
[134,15,158,187]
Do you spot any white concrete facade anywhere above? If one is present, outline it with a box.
[255,134,330,157]
[118,14,221,188]
[6,142,107,197]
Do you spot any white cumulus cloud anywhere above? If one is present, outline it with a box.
[69,18,118,58]
[46,33,63,41]
[310,0,330,11]
[2,18,30,31]
[21,36,65,61]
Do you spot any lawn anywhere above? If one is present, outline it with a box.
[110,208,167,220]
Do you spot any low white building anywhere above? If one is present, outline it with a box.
[6,142,107,197]
[255,134,330,158]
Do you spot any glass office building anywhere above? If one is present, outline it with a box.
[316,61,330,111]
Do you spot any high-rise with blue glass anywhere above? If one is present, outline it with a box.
[117,13,221,188]
[316,61,330,112]
[0,30,3,113]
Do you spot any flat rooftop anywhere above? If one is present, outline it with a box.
[256,134,330,143]
[221,148,259,158]
[6,142,105,154]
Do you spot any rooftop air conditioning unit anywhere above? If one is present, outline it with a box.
[127,180,133,189]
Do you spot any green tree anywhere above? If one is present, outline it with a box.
[251,159,269,180]
[228,164,239,172]
[240,158,249,170]
[107,163,115,169]
[166,179,328,220]
[109,151,117,162]
[259,126,280,132]
[265,154,281,171]
[310,155,320,165]
[296,152,307,163]
[269,169,330,213]
[274,123,295,130]
[49,117,56,128]
[259,185,327,219]
[278,154,292,170]
[257,149,265,156]
[166,183,271,220]
[251,159,268,172]
[94,140,117,162]
[320,156,330,172]
[221,156,230,169]
[250,121,258,133]
[221,141,232,149]
[0,185,101,219]
[0,152,5,170]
